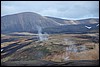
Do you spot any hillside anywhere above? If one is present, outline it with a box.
[1,12,60,33]
[46,16,99,25]
[1,12,99,34]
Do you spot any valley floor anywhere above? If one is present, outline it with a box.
[1,33,99,66]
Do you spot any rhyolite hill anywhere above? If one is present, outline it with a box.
[1,12,99,34]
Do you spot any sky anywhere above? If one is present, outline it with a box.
[1,1,99,20]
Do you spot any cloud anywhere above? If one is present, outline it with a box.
[1,1,99,20]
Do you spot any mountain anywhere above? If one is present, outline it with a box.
[43,23,99,34]
[46,16,99,25]
[45,16,69,25]
[1,12,60,33]
[1,12,99,34]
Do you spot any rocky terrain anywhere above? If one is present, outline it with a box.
[1,33,99,66]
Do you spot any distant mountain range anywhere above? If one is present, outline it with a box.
[46,16,99,25]
[1,12,99,34]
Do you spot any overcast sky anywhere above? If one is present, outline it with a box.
[1,1,99,20]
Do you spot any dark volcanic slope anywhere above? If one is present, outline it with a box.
[43,23,99,34]
[1,60,99,66]
[46,16,99,25]
[1,12,99,34]
[1,12,60,33]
